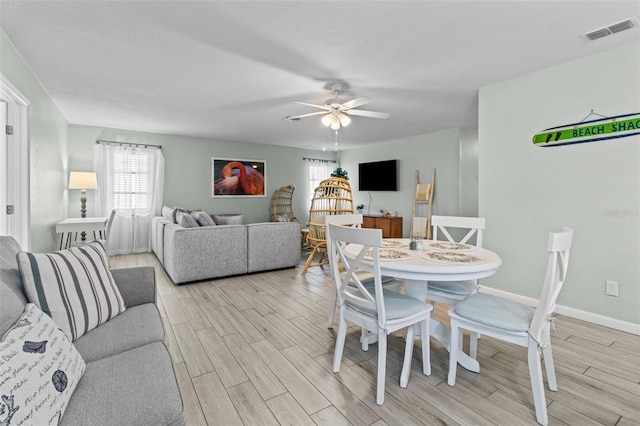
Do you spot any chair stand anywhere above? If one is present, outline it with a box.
[301,243,328,274]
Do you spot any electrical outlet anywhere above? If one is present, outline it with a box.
[605,280,619,297]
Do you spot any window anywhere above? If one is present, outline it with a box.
[94,143,165,255]
[308,160,336,204]
[113,151,150,211]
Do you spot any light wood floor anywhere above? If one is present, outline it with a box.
[110,252,640,426]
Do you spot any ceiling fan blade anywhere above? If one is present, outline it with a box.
[340,96,373,110]
[345,109,390,119]
[292,101,331,111]
[283,111,329,121]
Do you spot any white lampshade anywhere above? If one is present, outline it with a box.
[321,114,332,127]
[68,171,97,190]
[338,113,351,127]
[329,114,340,130]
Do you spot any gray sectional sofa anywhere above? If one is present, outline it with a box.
[152,217,301,284]
[0,236,184,425]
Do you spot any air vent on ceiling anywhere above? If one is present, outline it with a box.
[586,28,612,41]
[584,17,639,41]
[609,19,636,33]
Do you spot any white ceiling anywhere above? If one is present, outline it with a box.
[1,1,639,151]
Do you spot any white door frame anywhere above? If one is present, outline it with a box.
[0,73,31,250]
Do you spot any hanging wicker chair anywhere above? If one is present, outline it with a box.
[302,177,354,274]
[271,184,302,225]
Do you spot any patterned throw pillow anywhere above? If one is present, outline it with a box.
[17,240,126,341]
[0,304,86,425]
[192,211,216,226]
[175,210,200,228]
[276,214,290,222]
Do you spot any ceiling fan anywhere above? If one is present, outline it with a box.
[283,83,390,130]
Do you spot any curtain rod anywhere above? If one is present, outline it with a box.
[96,140,162,149]
[302,157,336,163]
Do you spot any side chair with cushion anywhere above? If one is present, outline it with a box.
[325,213,401,329]
[427,215,486,356]
[447,226,573,425]
[328,223,433,405]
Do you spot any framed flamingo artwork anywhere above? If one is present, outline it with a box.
[212,158,266,197]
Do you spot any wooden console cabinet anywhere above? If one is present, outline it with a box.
[362,215,403,238]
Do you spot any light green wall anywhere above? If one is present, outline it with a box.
[0,30,68,252]
[338,128,474,237]
[68,125,337,224]
[459,128,479,217]
[479,42,640,324]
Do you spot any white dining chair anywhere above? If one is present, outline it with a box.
[103,208,117,255]
[325,214,400,328]
[427,215,485,356]
[447,226,573,426]
[328,223,433,405]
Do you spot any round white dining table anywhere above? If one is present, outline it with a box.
[343,238,502,372]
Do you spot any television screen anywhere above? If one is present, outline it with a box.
[358,160,398,191]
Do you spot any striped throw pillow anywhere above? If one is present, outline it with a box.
[17,241,126,341]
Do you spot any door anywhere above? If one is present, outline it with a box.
[0,101,7,236]
[0,74,30,249]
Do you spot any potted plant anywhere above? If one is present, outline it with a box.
[356,204,365,214]
[330,167,349,180]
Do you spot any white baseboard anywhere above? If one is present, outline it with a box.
[479,286,640,336]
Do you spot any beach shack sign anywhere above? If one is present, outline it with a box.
[533,112,640,147]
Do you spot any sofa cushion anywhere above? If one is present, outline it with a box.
[247,222,301,273]
[192,211,216,226]
[175,210,200,228]
[0,236,28,336]
[212,214,244,225]
[163,223,248,283]
[61,342,184,426]
[73,303,164,363]
[17,241,126,341]
[0,303,85,425]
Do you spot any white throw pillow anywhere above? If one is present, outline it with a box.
[17,240,126,341]
[0,304,86,425]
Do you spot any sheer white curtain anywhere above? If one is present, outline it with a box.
[308,159,336,205]
[94,143,164,255]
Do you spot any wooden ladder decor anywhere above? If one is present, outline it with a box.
[410,168,436,239]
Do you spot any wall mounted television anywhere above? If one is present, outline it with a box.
[358,159,398,191]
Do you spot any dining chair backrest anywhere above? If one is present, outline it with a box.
[431,215,485,247]
[104,209,117,254]
[106,209,116,240]
[325,213,363,256]
[325,213,401,328]
[529,227,573,346]
[325,213,363,228]
[327,223,386,325]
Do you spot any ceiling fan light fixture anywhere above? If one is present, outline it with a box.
[285,83,389,131]
[326,113,340,130]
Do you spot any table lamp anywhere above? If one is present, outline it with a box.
[68,171,97,241]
